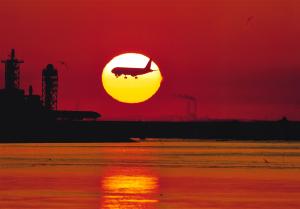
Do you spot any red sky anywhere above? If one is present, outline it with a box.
[0,0,299,121]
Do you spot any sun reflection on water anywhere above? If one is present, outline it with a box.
[101,170,159,209]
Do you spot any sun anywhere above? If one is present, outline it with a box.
[102,53,163,103]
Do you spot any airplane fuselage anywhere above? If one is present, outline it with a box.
[111,59,154,79]
[112,67,153,77]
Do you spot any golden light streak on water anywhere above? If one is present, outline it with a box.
[101,168,158,209]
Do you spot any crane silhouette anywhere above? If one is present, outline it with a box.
[175,94,198,121]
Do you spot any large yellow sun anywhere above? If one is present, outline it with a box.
[102,53,163,103]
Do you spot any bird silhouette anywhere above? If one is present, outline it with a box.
[58,60,69,70]
[246,16,254,25]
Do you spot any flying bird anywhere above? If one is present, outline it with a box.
[58,60,69,70]
[246,16,254,25]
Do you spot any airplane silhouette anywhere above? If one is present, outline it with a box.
[111,59,155,79]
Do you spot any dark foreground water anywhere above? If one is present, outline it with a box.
[1,140,300,209]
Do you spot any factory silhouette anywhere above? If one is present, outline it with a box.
[1,49,300,143]
[0,49,100,122]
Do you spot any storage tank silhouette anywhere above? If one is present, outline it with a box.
[42,64,58,110]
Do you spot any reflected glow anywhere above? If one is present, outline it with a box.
[102,172,158,209]
[104,175,157,194]
[102,53,163,103]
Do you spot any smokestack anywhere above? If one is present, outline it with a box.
[29,85,33,96]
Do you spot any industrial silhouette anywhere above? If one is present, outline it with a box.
[176,94,198,120]
[112,59,155,79]
[42,64,58,110]
[1,49,300,143]
[2,49,23,90]
[0,49,100,122]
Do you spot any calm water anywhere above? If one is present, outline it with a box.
[1,140,300,209]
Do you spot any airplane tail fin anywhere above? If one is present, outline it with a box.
[145,58,152,70]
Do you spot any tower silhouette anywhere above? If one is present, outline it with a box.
[1,49,24,90]
[42,64,58,110]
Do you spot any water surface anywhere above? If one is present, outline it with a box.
[1,140,300,209]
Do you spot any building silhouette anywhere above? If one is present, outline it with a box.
[0,49,100,123]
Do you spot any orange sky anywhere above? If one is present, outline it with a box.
[0,0,299,120]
